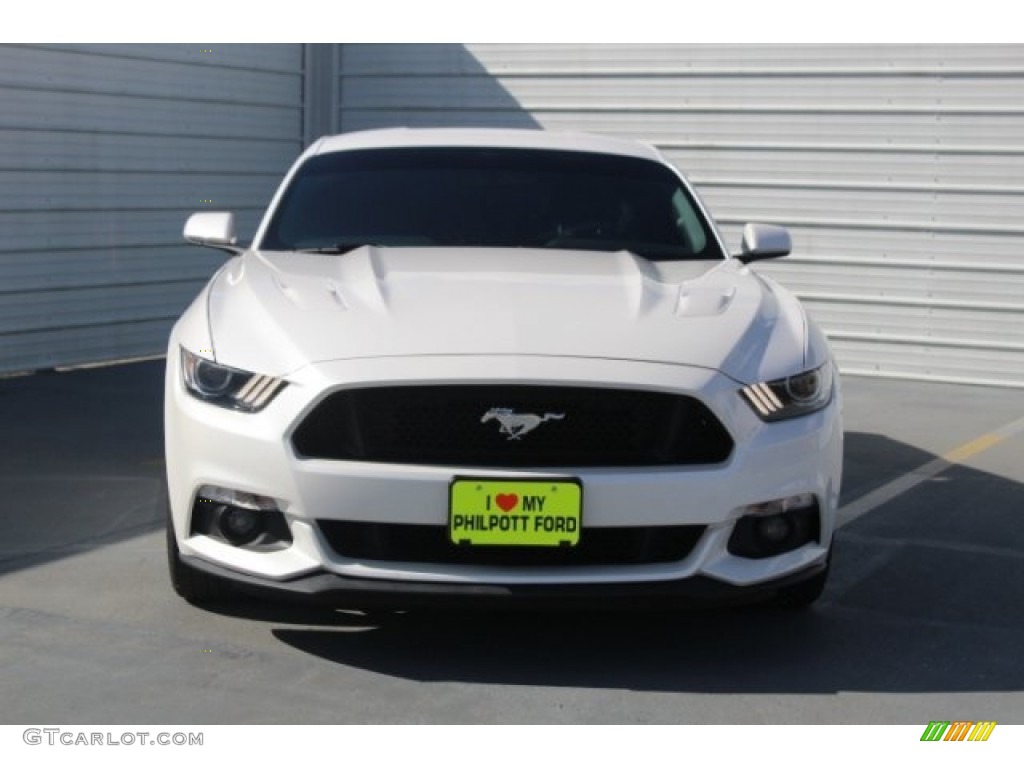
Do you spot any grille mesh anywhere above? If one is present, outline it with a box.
[291,385,733,467]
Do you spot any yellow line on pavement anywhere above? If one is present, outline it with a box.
[942,433,1005,464]
[837,413,1024,528]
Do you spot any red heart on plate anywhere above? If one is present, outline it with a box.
[495,493,518,512]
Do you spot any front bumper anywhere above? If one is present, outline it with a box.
[180,551,830,610]
[165,351,843,599]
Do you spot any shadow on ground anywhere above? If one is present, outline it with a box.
[0,361,166,576]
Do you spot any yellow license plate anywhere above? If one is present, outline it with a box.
[449,478,582,547]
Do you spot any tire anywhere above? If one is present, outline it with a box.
[166,505,234,605]
[771,546,832,610]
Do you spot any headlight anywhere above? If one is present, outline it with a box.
[180,347,286,412]
[740,361,833,422]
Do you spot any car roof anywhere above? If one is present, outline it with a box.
[309,127,664,163]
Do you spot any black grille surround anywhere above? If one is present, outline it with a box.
[318,521,706,567]
[291,385,733,467]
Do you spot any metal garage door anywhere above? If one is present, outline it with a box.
[337,44,1024,388]
[0,44,304,374]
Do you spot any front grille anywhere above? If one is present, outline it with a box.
[291,385,733,467]
[318,521,706,567]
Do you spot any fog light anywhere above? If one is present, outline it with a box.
[754,514,792,544]
[219,506,264,545]
[728,494,820,559]
[189,486,293,550]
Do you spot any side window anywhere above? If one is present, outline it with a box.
[671,189,708,254]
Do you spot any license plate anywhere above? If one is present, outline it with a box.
[449,478,582,547]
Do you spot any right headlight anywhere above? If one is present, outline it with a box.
[180,347,286,412]
[740,361,834,422]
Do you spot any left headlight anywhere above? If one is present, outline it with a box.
[740,361,834,422]
[180,347,287,412]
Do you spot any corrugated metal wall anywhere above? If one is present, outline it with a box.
[5,44,1022,387]
[0,44,304,374]
[338,44,1024,388]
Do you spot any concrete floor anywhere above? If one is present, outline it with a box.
[1,360,1022,724]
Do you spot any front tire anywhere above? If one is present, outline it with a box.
[771,545,832,610]
[166,506,234,605]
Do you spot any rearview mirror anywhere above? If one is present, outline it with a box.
[737,223,791,263]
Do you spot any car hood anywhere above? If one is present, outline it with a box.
[206,246,808,384]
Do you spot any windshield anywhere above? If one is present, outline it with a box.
[259,147,725,261]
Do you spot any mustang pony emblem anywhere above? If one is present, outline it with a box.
[481,408,565,440]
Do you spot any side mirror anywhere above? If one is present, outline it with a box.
[183,212,240,254]
[736,223,791,263]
